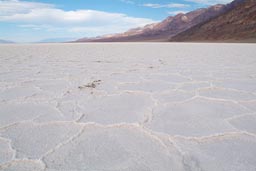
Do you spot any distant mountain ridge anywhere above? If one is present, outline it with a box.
[0,39,15,44]
[37,37,76,43]
[76,4,227,42]
[171,0,256,42]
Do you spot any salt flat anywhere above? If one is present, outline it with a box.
[0,43,256,171]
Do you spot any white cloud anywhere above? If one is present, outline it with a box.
[18,24,61,31]
[120,0,134,4]
[1,8,154,26]
[0,0,156,36]
[143,3,189,8]
[185,0,233,5]
[0,0,53,16]
[167,11,189,16]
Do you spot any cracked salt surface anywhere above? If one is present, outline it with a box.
[43,124,185,171]
[0,43,256,171]
[0,160,45,171]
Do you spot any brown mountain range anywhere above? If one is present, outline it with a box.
[171,0,256,42]
[76,0,255,43]
[76,4,227,42]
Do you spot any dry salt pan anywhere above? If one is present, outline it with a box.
[0,43,256,171]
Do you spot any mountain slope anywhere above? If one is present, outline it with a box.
[171,0,256,42]
[76,4,226,42]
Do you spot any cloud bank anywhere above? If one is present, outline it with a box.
[0,0,156,37]
[143,3,189,9]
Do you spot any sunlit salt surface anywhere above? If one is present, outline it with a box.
[0,43,256,171]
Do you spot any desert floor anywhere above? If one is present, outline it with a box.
[0,43,256,171]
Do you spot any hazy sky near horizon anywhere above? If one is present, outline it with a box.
[0,0,233,42]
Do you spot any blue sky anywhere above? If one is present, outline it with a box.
[0,0,233,42]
